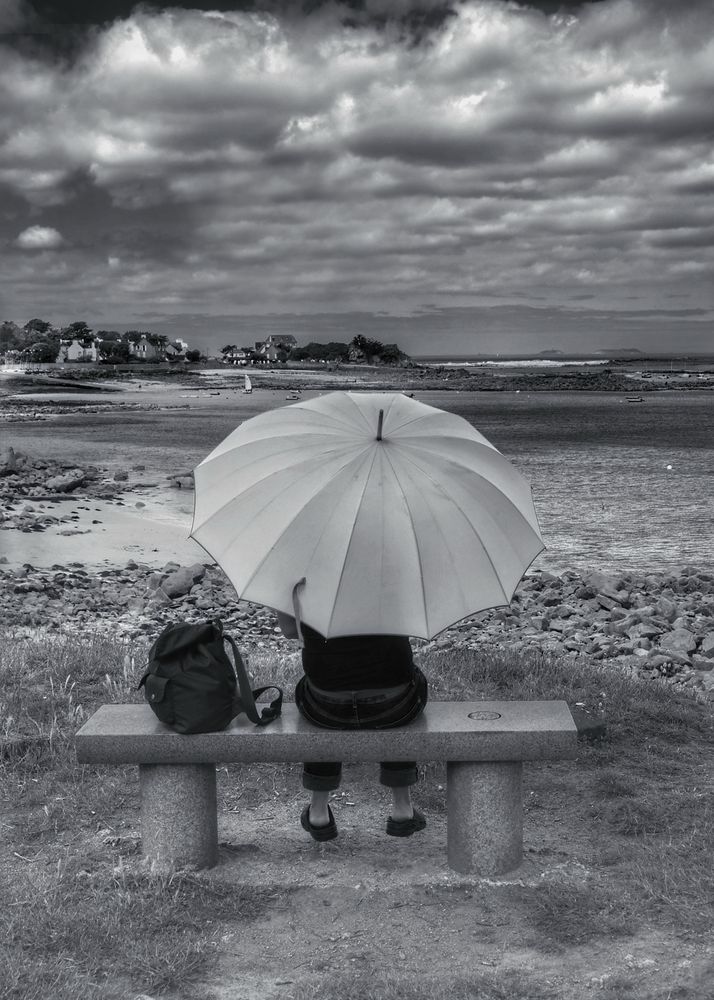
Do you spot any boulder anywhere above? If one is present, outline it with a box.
[691,654,714,672]
[583,571,624,602]
[659,628,697,655]
[656,596,678,621]
[45,468,85,492]
[596,594,618,612]
[147,587,172,607]
[0,446,17,476]
[161,562,206,598]
[699,632,714,658]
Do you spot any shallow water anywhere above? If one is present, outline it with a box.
[3,385,713,574]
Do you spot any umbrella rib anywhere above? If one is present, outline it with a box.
[191,443,359,532]
[396,441,538,531]
[343,392,381,434]
[233,446,377,603]
[393,448,513,607]
[325,445,380,637]
[380,448,430,635]
[286,400,371,436]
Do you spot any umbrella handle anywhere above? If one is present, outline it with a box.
[292,577,306,648]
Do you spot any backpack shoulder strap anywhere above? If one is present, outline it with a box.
[223,634,283,726]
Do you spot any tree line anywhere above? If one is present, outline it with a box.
[220,335,407,365]
[0,319,201,364]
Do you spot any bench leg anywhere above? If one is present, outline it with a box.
[446,762,523,876]
[139,764,218,870]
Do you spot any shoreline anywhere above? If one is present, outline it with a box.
[2,556,713,701]
[2,446,713,699]
[3,358,714,401]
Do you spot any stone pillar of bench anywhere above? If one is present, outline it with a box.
[139,764,218,870]
[446,762,522,876]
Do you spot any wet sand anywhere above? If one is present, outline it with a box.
[2,369,714,575]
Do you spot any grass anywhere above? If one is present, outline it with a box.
[290,969,560,1000]
[1,857,282,1000]
[1,631,712,998]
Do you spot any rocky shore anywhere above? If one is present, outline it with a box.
[3,448,713,701]
[0,445,194,534]
[2,556,713,700]
[5,361,714,400]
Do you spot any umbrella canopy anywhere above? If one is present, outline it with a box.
[190,391,544,640]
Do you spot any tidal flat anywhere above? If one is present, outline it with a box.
[2,370,713,576]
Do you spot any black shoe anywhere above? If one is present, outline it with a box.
[386,808,427,837]
[301,804,338,841]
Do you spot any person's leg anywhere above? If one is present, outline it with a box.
[390,785,414,821]
[303,763,341,827]
[380,762,418,820]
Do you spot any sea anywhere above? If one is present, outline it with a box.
[2,371,713,576]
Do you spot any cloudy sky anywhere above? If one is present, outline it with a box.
[1,0,713,356]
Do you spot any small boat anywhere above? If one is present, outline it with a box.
[242,374,252,394]
[285,392,300,400]
[626,396,643,402]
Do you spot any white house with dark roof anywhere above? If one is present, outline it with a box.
[57,337,98,363]
[254,334,297,361]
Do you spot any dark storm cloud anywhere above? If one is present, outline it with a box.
[1,0,713,352]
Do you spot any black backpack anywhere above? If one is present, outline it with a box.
[138,619,283,734]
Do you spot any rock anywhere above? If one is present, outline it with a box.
[44,468,85,492]
[691,655,714,671]
[596,594,617,611]
[0,446,17,476]
[656,596,678,621]
[161,563,206,598]
[659,628,697,655]
[699,631,714,658]
[697,672,714,700]
[584,570,623,600]
[113,471,129,481]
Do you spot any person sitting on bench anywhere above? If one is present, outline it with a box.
[276,612,428,842]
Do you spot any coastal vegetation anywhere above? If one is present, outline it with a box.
[0,319,199,365]
[220,334,409,366]
[1,318,411,369]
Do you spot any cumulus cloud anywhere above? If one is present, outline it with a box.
[15,224,64,248]
[1,0,713,350]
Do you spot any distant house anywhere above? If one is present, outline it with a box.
[254,334,297,361]
[222,347,250,365]
[165,339,190,361]
[128,334,163,361]
[57,338,98,363]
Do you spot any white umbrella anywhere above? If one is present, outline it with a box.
[190,391,544,640]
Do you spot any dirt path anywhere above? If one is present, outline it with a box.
[90,765,712,1000]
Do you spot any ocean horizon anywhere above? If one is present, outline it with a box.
[415,357,609,369]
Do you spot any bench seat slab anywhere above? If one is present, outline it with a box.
[75,701,576,765]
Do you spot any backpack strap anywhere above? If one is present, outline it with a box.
[223,634,283,727]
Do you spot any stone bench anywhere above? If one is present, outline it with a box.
[75,700,577,876]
